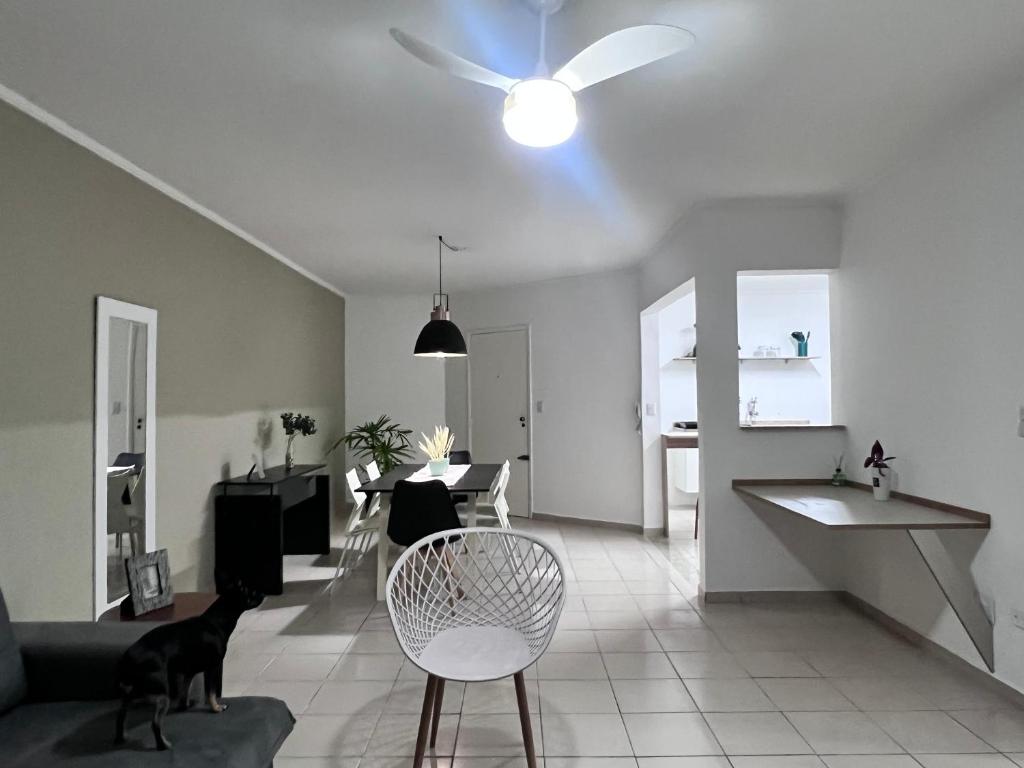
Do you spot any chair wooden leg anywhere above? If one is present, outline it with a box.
[694,498,699,540]
[429,677,445,747]
[414,674,438,768]
[513,671,537,768]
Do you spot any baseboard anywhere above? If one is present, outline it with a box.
[531,511,643,534]
[839,591,1024,707]
[700,589,844,604]
[643,526,664,537]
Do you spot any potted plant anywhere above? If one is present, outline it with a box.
[281,412,317,471]
[830,454,847,486]
[419,425,455,476]
[863,440,895,500]
[326,415,413,473]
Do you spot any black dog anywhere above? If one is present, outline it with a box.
[114,581,264,750]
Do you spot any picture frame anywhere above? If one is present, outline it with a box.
[124,548,174,617]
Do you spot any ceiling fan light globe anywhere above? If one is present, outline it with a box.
[502,78,577,148]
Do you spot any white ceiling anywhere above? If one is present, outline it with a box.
[3,1,1024,294]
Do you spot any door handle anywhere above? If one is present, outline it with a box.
[517,455,530,461]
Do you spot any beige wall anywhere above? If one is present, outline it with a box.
[0,99,346,620]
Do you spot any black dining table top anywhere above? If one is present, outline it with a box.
[357,463,502,494]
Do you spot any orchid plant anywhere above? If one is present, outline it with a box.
[419,425,455,461]
[863,440,895,476]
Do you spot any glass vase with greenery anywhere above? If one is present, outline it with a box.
[326,414,413,473]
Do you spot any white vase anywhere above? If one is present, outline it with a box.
[428,458,450,476]
[871,467,891,501]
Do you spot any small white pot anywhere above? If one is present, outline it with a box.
[871,467,892,501]
[428,458,450,477]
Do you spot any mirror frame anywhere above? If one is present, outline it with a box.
[93,297,158,618]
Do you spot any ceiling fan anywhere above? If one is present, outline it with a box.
[390,0,695,148]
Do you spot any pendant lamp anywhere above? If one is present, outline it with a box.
[414,235,467,358]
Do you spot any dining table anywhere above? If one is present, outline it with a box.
[358,462,504,601]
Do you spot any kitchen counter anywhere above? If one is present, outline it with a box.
[739,423,846,430]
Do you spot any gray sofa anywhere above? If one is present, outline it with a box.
[0,588,294,767]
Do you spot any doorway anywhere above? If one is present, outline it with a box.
[468,327,531,518]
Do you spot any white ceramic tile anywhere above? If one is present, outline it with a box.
[279,714,377,756]
[868,710,996,754]
[557,612,593,630]
[329,654,403,681]
[756,678,855,711]
[549,630,600,653]
[365,713,459,756]
[463,679,540,714]
[283,633,355,654]
[610,678,697,713]
[347,631,402,654]
[621,713,722,756]
[831,677,937,710]
[576,581,631,595]
[539,680,620,713]
[595,630,662,653]
[642,610,706,629]
[654,630,722,653]
[685,679,776,712]
[602,653,677,680]
[385,680,464,714]
[260,653,340,681]
[667,652,749,679]
[729,758,825,768]
[703,712,811,755]
[542,713,634,756]
[537,653,608,680]
[949,709,1024,751]
[584,596,640,612]
[786,711,903,754]
[275,757,362,768]
[544,759,639,768]
[734,652,819,677]
[586,611,650,630]
[820,758,920,768]
[635,759,730,768]
[224,652,277,682]
[305,680,392,714]
[456,714,543,756]
[913,756,1019,767]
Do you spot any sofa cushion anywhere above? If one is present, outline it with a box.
[0,587,27,714]
[0,696,294,767]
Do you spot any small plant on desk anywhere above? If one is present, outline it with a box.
[831,454,847,486]
[281,412,317,471]
[863,440,895,501]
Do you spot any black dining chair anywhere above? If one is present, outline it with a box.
[449,450,472,506]
[387,479,463,548]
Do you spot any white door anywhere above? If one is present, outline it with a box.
[470,329,530,517]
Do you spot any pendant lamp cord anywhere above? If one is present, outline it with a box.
[437,234,461,311]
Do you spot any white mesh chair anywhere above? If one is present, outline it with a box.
[330,469,380,591]
[387,528,564,768]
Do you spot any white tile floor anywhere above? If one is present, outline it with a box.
[219,516,1024,767]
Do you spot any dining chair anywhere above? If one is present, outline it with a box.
[462,459,511,529]
[449,450,472,506]
[386,480,462,547]
[387,528,564,768]
[366,460,381,481]
[331,468,381,591]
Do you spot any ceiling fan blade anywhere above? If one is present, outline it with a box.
[390,28,517,92]
[553,24,695,92]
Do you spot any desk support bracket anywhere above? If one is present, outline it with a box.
[907,529,994,672]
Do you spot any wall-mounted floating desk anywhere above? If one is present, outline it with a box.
[733,479,993,670]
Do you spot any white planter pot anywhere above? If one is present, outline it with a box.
[871,467,892,501]
[428,458,450,476]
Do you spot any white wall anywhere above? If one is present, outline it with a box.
[640,200,846,593]
[446,270,643,527]
[835,78,1024,688]
[737,274,832,425]
[345,295,447,477]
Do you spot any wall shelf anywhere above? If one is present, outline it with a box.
[739,356,819,364]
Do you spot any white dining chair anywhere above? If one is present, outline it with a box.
[462,460,511,529]
[366,460,381,481]
[331,468,380,591]
[387,528,564,768]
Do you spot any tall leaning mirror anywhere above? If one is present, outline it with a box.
[94,297,157,618]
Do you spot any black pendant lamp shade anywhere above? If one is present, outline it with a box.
[414,235,468,358]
